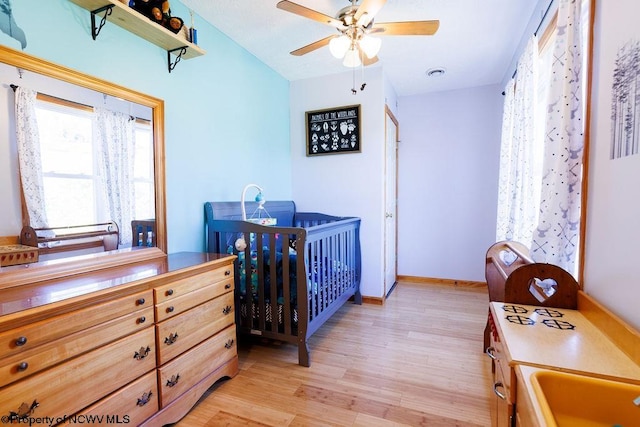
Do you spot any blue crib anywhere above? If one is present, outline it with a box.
[205,201,362,367]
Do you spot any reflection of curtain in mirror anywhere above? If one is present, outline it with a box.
[531,0,585,275]
[496,36,542,244]
[95,107,135,246]
[14,86,49,229]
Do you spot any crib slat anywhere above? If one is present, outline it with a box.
[281,240,291,337]
[310,239,317,320]
[267,233,278,334]
[256,233,267,333]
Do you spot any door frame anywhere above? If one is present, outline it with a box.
[384,105,399,298]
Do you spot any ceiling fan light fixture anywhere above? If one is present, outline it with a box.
[359,35,381,59]
[329,35,350,58]
[343,47,361,67]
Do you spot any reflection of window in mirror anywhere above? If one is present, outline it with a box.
[133,119,155,221]
[33,94,154,247]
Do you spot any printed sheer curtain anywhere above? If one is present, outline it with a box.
[530,0,585,275]
[496,36,542,244]
[14,86,49,229]
[95,107,136,247]
[497,0,586,276]
[14,93,137,247]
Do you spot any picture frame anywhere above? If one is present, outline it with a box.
[306,104,361,156]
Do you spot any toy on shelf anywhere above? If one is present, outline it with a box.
[129,0,185,36]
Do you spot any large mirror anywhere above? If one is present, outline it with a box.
[0,45,166,260]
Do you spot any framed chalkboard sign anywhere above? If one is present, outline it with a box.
[306,104,361,156]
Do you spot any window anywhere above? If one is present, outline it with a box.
[36,98,97,227]
[34,96,154,238]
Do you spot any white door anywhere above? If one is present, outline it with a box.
[384,107,398,297]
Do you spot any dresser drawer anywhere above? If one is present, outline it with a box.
[0,327,156,422]
[158,325,236,408]
[155,278,233,322]
[0,290,153,358]
[0,306,153,387]
[69,370,158,426]
[156,291,234,365]
[154,266,233,304]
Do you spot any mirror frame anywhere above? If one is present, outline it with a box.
[0,44,167,254]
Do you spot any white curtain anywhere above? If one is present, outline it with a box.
[95,107,136,246]
[531,0,585,274]
[14,86,49,229]
[496,36,542,244]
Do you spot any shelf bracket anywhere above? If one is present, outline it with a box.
[90,5,114,40]
[167,47,188,73]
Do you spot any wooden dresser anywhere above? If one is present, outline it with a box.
[0,249,237,426]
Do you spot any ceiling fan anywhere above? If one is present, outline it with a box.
[276,0,440,68]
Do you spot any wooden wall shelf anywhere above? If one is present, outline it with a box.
[68,0,206,72]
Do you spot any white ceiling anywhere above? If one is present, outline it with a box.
[180,0,543,96]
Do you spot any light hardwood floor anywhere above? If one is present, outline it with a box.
[175,281,493,426]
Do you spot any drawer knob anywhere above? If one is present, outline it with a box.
[224,270,231,276]
[137,390,153,407]
[133,346,151,361]
[17,362,29,372]
[166,289,174,296]
[164,332,179,345]
[224,339,235,349]
[138,316,146,324]
[222,305,232,315]
[15,336,27,347]
[7,399,39,421]
[166,374,180,388]
[225,283,232,290]
[136,298,146,305]
[166,306,175,313]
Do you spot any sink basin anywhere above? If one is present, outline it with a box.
[530,369,640,427]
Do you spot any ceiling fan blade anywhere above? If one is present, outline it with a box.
[372,20,440,35]
[363,55,379,66]
[353,0,387,27]
[277,1,345,29]
[290,35,336,56]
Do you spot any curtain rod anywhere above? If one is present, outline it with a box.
[10,83,94,110]
[10,84,136,121]
[534,0,555,36]
[503,0,555,94]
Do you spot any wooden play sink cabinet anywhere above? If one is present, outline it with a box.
[487,297,640,427]
[0,249,237,426]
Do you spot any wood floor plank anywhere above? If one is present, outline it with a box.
[174,281,492,426]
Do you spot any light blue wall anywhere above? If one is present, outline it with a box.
[2,0,291,253]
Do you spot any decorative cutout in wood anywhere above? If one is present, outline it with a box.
[499,249,517,266]
[528,277,558,303]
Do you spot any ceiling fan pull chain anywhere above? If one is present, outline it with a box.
[352,66,357,95]
[360,53,366,91]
